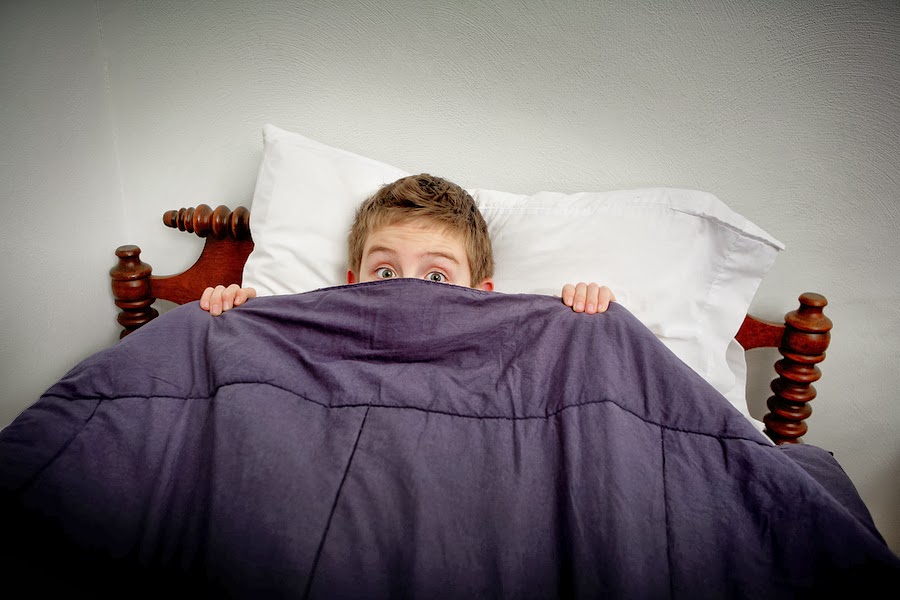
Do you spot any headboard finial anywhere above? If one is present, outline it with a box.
[110,245,158,338]
[763,293,832,444]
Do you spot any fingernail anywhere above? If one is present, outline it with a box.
[576,302,584,311]
[587,303,595,313]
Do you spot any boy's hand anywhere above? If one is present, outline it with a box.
[199,284,257,316]
[561,282,616,314]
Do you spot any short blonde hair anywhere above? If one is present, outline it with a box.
[348,174,494,286]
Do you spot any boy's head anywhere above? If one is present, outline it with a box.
[347,174,495,290]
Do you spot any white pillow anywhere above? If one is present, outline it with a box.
[243,125,409,296]
[243,124,784,431]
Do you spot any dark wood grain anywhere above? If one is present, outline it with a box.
[163,204,251,240]
[111,205,253,337]
[762,293,832,444]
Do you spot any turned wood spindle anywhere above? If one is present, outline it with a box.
[110,245,158,338]
[162,204,251,240]
[763,293,833,444]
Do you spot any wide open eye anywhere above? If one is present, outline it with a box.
[426,272,447,283]
[376,267,396,279]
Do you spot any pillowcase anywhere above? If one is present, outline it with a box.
[242,124,784,431]
[243,125,410,296]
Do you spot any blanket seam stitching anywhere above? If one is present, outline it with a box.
[662,428,675,597]
[303,405,370,599]
[48,390,768,446]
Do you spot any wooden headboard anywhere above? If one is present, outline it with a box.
[110,204,833,446]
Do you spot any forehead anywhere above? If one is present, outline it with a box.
[362,221,466,258]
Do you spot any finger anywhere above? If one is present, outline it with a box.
[209,285,226,316]
[597,286,616,313]
[221,284,241,311]
[200,287,214,310]
[572,282,588,312]
[233,287,258,306]
[561,283,576,306]
[584,282,602,314]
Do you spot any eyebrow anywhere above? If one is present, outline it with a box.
[365,246,460,265]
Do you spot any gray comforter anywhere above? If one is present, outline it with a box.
[1,279,897,598]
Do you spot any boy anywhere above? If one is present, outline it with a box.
[200,173,615,314]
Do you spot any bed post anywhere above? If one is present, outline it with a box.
[110,245,158,338]
[763,293,833,444]
[110,204,254,337]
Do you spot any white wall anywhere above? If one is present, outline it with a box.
[0,1,122,425]
[2,0,898,554]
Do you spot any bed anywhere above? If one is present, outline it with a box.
[110,201,833,446]
[3,126,898,596]
[110,202,832,447]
